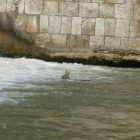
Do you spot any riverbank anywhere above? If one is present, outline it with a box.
[49,52,140,68]
[0,45,140,68]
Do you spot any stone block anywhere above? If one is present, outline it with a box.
[59,2,65,15]
[99,4,115,18]
[71,17,82,35]
[40,15,48,33]
[90,36,105,47]
[26,16,38,32]
[115,19,129,37]
[137,20,140,38]
[105,0,124,3]
[105,19,115,36]
[81,18,95,36]
[115,4,133,19]
[129,20,137,38]
[51,34,66,47]
[91,0,105,2]
[25,0,43,14]
[43,1,58,16]
[14,15,26,31]
[79,3,98,18]
[105,37,121,49]
[48,16,61,34]
[19,0,25,14]
[134,5,140,20]
[0,0,6,12]
[67,35,90,48]
[36,33,50,48]
[61,17,72,34]
[95,18,104,36]
[125,0,137,5]
[99,45,106,51]
[121,38,132,50]
[6,0,15,12]
[1,14,15,30]
[132,38,140,52]
[59,2,78,16]
[79,0,90,2]
[137,0,140,4]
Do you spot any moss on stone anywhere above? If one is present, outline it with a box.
[0,45,49,60]
[0,45,140,68]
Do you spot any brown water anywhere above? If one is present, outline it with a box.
[0,58,140,140]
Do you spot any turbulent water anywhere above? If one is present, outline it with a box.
[0,57,140,140]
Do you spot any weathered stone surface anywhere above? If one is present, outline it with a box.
[79,3,99,18]
[105,37,121,49]
[71,17,82,35]
[105,19,115,36]
[36,33,50,48]
[95,18,104,36]
[6,0,15,12]
[105,0,124,3]
[99,4,115,18]
[115,19,129,37]
[129,20,137,38]
[67,35,89,48]
[91,0,105,2]
[1,14,15,30]
[134,5,140,20]
[25,0,43,14]
[51,34,66,48]
[121,38,132,50]
[61,17,72,34]
[115,4,133,19]
[40,15,48,33]
[59,2,78,16]
[0,0,140,57]
[90,36,104,51]
[99,45,106,51]
[0,0,7,12]
[43,1,58,16]
[137,20,140,38]
[14,15,26,31]
[48,16,61,34]
[26,16,38,33]
[19,0,25,14]
[90,36,104,46]
[125,0,137,4]
[81,18,95,36]
[79,0,90,2]
[132,38,140,51]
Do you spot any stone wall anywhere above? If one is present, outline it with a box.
[0,0,140,53]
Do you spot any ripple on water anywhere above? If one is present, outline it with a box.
[0,57,140,139]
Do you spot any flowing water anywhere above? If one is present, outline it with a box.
[0,57,140,140]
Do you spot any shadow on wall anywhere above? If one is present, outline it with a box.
[0,13,35,48]
[0,14,49,59]
[0,13,15,31]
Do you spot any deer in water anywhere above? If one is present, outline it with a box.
[61,70,91,82]
[61,70,71,79]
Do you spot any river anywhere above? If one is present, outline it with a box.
[0,57,140,140]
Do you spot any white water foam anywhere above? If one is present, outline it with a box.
[0,57,113,104]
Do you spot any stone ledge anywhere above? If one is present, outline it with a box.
[49,52,140,67]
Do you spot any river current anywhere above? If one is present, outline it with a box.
[0,57,140,140]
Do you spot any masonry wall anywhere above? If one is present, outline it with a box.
[0,0,140,53]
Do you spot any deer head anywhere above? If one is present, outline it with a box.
[62,70,70,79]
